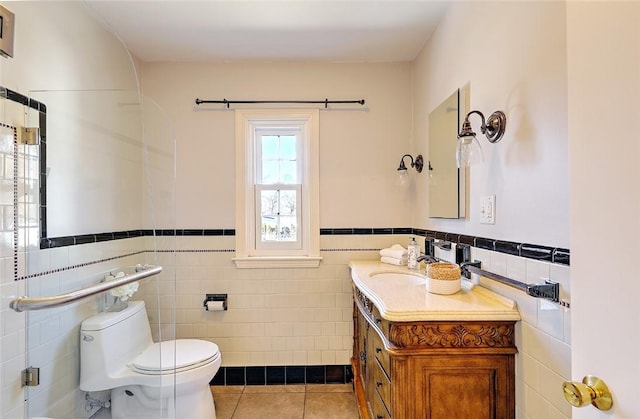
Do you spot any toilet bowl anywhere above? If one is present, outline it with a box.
[80,301,221,418]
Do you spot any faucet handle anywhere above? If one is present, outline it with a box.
[460,260,482,279]
[417,254,437,264]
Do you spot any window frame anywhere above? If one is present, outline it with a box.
[234,109,321,268]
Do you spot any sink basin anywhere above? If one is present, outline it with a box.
[369,271,425,286]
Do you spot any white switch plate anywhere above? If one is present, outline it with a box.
[480,195,496,224]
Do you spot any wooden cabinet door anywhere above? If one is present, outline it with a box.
[408,355,514,419]
[356,310,368,388]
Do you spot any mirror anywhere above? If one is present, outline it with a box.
[428,87,467,218]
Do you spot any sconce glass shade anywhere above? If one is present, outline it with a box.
[396,153,423,186]
[397,167,408,186]
[456,134,484,168]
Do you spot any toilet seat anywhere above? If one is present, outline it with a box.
[131,339,220,375]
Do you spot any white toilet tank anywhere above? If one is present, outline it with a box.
[80,301,153,392]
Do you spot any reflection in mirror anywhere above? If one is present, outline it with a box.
[428,87,467,218]
[29,89,144,239]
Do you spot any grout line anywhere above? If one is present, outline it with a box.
[229,386,243,419]
[302,385,308,419]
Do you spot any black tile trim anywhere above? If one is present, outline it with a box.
[553,248,570,265]
[458,234,476,246]
[392,227,413,234]
[39,228,238,249]
[246,366,266,385]
[266,366,285,385]
[521,243,554,262]
[475,237,495,251]
[320,227,413,235]
[494,240,521,256]
[413,228,427,237]
[40,230,146,249]
[353,228,373,235]
[328,228,355,235]
[36,225,570,265]
[421,230,570,266]
[210,364,353,386]
[372,228,393,235]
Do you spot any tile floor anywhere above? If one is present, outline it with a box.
[211,384,361,419]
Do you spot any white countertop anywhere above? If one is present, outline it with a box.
[349,260,521,322]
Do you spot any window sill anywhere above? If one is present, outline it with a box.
[233,256,322,269]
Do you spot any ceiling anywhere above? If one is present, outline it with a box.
[85,1,450,62]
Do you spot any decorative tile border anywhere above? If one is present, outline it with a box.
[210,364,353,386]
[37,227,570,266]
[17,250,146,281]
[421,230,570,266]
[320,227,412,235]
[40,229,237,249]
[0,122,20,281]
[320,248,380,252]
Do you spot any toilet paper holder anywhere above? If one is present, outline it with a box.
[203,294,227,311]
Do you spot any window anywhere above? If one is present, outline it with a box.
[234,109,321,268]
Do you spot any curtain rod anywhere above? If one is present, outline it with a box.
[194,98,365,108]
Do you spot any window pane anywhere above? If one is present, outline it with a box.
[259,134,298,184]
[261,216,278,241]
[258,188,298,243]
[279,135,297,160]
[279,215,297,241]
[262,135,279,160]
[260,190,279,215]
[279,190,297,215]
[261,161,278,184]
[280,161,297,184]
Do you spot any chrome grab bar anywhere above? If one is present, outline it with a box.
[9,264,162,312]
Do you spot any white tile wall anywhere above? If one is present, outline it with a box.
[0,237,147,419]
[470,246,572,419]
[0,218,571,419]
[137,234,400,368]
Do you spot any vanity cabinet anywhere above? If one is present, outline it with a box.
[352,286,517,419]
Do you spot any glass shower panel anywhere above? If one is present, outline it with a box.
[0,3,177,417]
[0,88,28,419]
[17,88,177,419]
[140,94,179,418]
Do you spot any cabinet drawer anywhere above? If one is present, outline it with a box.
[371,305,389,337]
[372,388,391,419]
[370,324,391,376]
[373,359,391,412]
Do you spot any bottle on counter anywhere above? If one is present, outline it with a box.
[407,237,419,269]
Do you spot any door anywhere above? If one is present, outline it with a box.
[567,2,640,417]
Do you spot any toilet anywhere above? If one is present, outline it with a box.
[80,301,221,418]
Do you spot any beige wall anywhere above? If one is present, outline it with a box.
[413,3,571,417]
[141,61,414,229]
[414,1,569,248]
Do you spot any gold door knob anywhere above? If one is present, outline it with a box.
[562,375,612,411]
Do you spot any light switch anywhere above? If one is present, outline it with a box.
[480,195,495,224]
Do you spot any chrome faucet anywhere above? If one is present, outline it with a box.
[417,254,438,264]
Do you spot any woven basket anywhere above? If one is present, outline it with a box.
[426,262,461,280]
[426,262,461,295]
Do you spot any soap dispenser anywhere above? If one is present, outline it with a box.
[407,238,419,269]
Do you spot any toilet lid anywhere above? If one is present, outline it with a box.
[131,339,220,375]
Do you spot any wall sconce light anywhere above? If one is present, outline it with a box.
[456,110,506,167]
[397,154,423,185]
